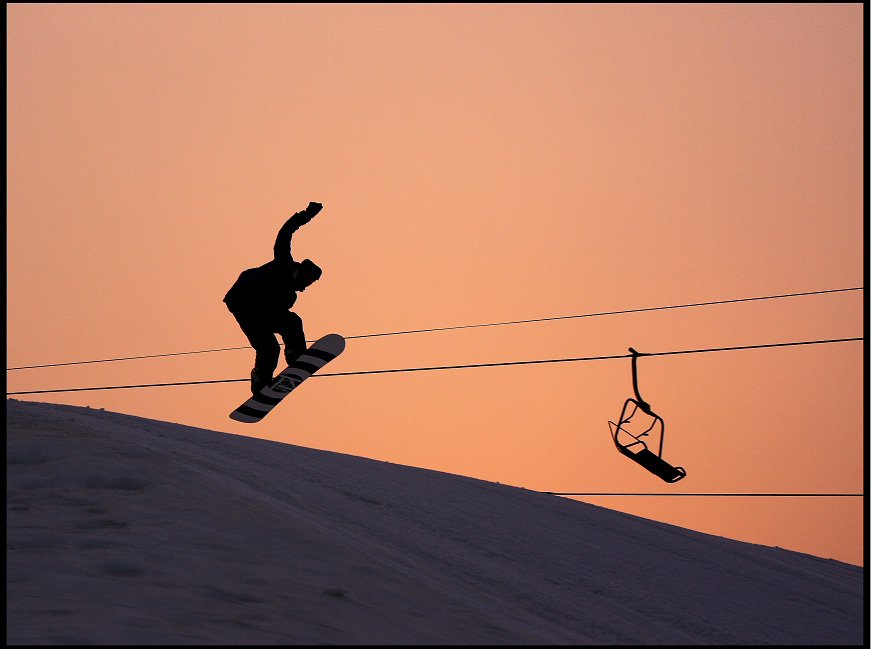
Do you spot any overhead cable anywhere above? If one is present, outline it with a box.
[543,492,863,497]
[6,335,863,395]
[6,286,863,371]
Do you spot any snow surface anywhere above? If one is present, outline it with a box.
[7,398,865,645]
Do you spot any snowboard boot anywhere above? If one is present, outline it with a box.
[250,366,272,395]
[284,348,302,366]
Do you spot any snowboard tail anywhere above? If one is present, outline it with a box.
[230,334,344,423]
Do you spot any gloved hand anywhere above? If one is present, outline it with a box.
[290,202,322,228]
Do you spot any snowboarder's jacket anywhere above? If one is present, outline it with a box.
[223,208,315,315]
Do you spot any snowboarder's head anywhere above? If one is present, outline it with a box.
[293,259,322,291]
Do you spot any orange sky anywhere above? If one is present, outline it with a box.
[7,4,866,565]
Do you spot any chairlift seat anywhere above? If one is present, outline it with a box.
[610,419,687,483]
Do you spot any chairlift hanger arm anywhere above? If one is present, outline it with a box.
[628,348,651,414]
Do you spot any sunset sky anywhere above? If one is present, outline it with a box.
[7,4,866,565]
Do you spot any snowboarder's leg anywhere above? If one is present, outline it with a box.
[230,309,281,393]
[251,335,281,393]
[277,311,306,365]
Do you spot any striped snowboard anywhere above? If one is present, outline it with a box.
[229,334,345,423]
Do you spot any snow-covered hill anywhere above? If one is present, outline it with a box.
[7,399,864,644]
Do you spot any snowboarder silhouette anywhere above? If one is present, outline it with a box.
[224,201,323,394]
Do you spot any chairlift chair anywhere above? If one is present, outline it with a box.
[608,348,686,483]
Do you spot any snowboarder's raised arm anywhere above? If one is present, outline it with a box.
[274,202,322,261]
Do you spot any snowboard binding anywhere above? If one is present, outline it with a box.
[608,348,686,483]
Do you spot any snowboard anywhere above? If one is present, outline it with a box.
[229,333,345,423]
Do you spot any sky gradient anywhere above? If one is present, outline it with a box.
[7,4,866,565]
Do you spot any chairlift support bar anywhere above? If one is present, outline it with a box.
[628,347,649,412]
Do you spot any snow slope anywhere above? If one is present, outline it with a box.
[7,399,865,644]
